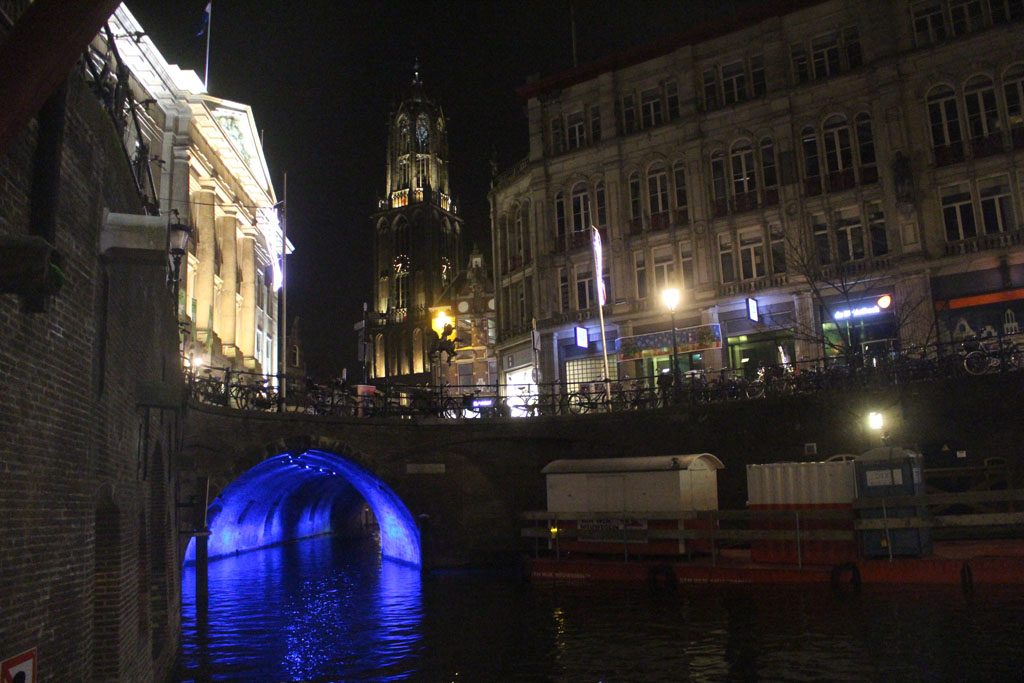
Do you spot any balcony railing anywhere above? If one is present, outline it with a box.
[1012,127,1024,150]
[945,227,1024,256]
[934,141,965,166]
[650,212,670,232]
[971,133,1004,159]
[717,272,789,297]
[732,191,758,214]
[819,254,893,279]
[827,168,856,193]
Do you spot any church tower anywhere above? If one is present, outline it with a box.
[369,66,463,383]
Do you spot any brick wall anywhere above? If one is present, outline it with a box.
[0,65,182,682]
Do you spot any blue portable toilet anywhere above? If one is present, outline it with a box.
[855,447,932,558]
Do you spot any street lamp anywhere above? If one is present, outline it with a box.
[661,286,682,393]
[167,212,193,312]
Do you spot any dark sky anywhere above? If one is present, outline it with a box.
[125,0,754,378]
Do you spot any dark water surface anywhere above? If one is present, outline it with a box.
[178,536,1024,682]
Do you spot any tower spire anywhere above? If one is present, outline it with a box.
[412,58,421,85]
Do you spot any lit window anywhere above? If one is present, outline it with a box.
[739,229,766,280]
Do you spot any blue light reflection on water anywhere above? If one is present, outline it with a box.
[180,535,1024,681]
[180,537,422,682]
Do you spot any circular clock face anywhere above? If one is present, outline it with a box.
[487,298,495,310]
[416,120,429,147]
[392,255,409,273]
[457,301,469,313]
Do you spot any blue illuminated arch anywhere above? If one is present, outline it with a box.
[185,449,421,567]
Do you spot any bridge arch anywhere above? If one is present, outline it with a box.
[185,444,421,568]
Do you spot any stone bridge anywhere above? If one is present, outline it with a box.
[179,373,1024,568]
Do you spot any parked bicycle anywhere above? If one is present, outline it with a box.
[960,336,1022,375]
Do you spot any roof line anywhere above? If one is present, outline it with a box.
[517,0,827,100]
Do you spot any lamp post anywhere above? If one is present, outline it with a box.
[167,212,192,315]
[661,286,681,396]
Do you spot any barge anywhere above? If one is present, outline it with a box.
[523,450,1024,588]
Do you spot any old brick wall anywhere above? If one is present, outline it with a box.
[0,67,182,683]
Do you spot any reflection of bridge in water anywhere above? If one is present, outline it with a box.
[177,364,1024,575]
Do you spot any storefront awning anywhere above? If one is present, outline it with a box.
[615,323,721,362]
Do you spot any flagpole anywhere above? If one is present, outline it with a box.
[203,2,212,89]
[592,225,611,403]
[279,171,288,411]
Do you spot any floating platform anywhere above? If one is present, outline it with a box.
[527,540,1024,587]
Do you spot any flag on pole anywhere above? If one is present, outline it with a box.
[196,2,211,36]
[591,225,606,306]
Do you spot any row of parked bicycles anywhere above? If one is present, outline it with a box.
[187,334,1023,418]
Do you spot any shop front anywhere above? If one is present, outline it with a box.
[615,323,722,385]
[931,262,1024,349]
[820,294,897,365]
[721,300,796,378]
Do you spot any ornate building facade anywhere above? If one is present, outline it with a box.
[369,72,466,384]
[490,0,1024,393]
[96,5,289,376]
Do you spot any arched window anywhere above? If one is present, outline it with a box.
[801,126,821,195]
[415,113,430,152]
[823,115,853,172]
[928,85,963,154]
[571,183,591,233]
[760,138,777,188]
[374,333,385,378]
[514,206,524,257]
[647,162,669,215]
[412,328,424,374]
[1003,65,1024,133]
[393,255,410,310]
[730,141,756,207]
[672,161,688,219]
[554,192,566,238]
[964,75,999,141]
[397,116,410,155]
[628,172,642,219]
[710,152,727,216]
[394,217,410,255]
[594,182,607,228]
[855,113,877,182]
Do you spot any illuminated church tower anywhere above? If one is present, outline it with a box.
[369,65,463,383]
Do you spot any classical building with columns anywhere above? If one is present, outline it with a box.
[490,0,1024,394]
[97,5,288,375]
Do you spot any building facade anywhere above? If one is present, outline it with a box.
[96,6,289,377]
[368,72,466,385]
[490,0,1024,394]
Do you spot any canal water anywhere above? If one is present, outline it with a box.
[178,535,1024,682]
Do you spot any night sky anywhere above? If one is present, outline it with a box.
[125,0,755,378]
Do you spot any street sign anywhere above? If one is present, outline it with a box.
[1,648,36,683]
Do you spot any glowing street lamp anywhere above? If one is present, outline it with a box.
[661,286,682,392]
[867,411,884,431]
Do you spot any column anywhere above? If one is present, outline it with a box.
[215,211,238,358]
[193,184,217,348]
[237,235,257,366]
